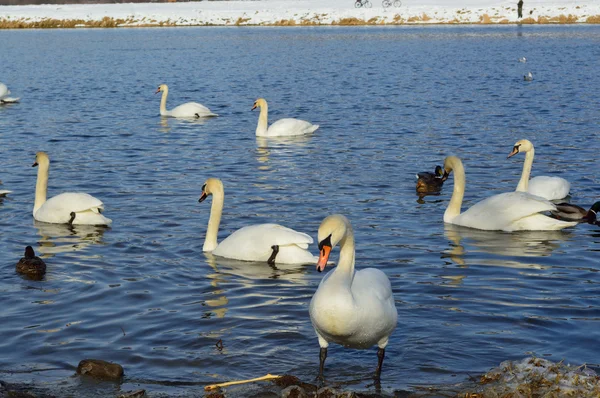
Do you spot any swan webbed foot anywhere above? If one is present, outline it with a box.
[317,347,327,381]
[267,245,279,265]
[68,212,76,225]
[374,347,385,380]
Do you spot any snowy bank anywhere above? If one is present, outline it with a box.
[0,0,599,28]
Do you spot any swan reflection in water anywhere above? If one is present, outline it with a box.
[198,253,311,323]
[158,115,210,133]
[444,223,571,265]
[203,252,310,285]
[34,221,108,258]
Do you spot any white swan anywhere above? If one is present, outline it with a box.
[155,84,217,118]
[252,98,319,137]
[32,152,112,226]
[524,72,533,81]
[0,82,20,104]
[442,156,576,232]
[198,178,316,264]
[309,214,397,380]
[507,139,570,200]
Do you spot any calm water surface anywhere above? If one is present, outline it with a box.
[1,25,600,396]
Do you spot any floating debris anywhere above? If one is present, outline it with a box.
[463,357,600,397]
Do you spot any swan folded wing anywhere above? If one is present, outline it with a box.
[170,102,217,118]
[213,224,313,261]
[352,268,394,303]
[267,118,319,137]
[0,190,11,196]
[528,176,570,200]
[458,192,556,230]
[38,193,105,220]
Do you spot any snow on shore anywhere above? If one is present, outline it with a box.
[0,0,599,27]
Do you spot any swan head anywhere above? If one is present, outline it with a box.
[507,139,533,159]
[32,152,49,168]
[251,98,267,111]
[198,178,224,203]
[155,84,168,94]
[441,156,463,181]
[316,214,350,272]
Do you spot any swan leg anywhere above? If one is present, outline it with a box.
[68,212,76,225]
[375,348,385,380]
[267,245,279,265]
[318,347,327,380]
[194,113,200,118]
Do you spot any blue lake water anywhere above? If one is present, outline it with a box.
[1,25,600,396]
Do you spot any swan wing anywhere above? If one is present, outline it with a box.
[35,192,111,225]
[213,223,314,263]
[0,83,9,98]
[528,176,570,200]
[0,190,11,196]
[266,118,319,137]
[456,191,556,230]
[169,102,217,118]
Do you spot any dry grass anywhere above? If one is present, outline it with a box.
[333,17,365,25]
[479,14,492,24]
[519,17,537,24]
[0,11,596,29]
[273,19,296,26]
[234,17,251,25]
[407,13,431,23]
[587,15,600,23]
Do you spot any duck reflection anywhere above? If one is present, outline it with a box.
[34,221,107,257]
[444,223,570,260]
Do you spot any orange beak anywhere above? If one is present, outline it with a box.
[507,146,519,159]
[251,104,257,110]
[316,245,331,272]
[155,88,161,94]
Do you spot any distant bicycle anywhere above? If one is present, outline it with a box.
[382,0,401,8]
[355,0,372,8]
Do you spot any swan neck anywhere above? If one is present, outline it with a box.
[517,148,534,192]
[444,161,465,223]
[203,190,223,252]
[34,162,49,216]
[335,225,355,283]
[256,103,269,136]
[160,87,168,115]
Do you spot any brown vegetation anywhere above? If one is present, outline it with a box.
[587,15,600,23]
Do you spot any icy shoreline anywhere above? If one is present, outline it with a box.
[0,0,599,28]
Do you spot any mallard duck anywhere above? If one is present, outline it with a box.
[416,165,444,193]
[16,246,46,279]
[551,201,600,223]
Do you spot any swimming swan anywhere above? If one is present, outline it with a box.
[32,152,112,226]
[309,214,397,380]
[198,178,317,265]
[0,82,20,104]
[507,139,570,200]
[252,98,319,137]
[155,84,217,118]
[442,156,576,231]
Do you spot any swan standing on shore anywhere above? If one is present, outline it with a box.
[507,139,570,200]
[32,152,112,226]
[155,84,217,118]
[442,156,576,231]
[309,215,397,380]
[252,98,319,137]
[198,178,317,265]
[0,83,20,104]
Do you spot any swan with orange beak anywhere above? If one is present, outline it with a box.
[309,214,398,381]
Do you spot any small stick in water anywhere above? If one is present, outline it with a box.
[204,374,281,391]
